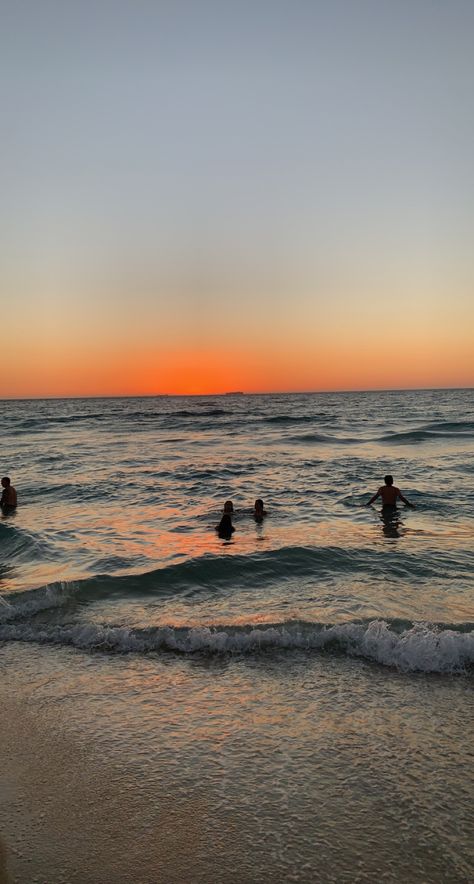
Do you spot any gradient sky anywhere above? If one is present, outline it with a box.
[1,0,473,396]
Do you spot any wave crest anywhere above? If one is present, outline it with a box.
[0,619,472,674]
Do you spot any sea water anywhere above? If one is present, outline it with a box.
[1,390,473,882]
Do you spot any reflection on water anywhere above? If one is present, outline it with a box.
[0,564,14,585]
[2,390,473,601]
[1,400,473,681]
[380,505,404,539]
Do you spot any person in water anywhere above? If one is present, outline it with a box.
[254,499,267,520]
[366,475,415,508]
[216,513,235,539]
[1,477,17,511]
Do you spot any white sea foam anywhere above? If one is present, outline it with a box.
[0,619,472,674]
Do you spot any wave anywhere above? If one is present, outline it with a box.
[1,549,338,620]
[2,543,470,625]
[422,420,474,433]
[377,426,474,443]
[171,408,228,418]
[13,412,109,432]
[11,407,230,434]
[289,433,358,444]
[172,462,258,481]
[0,522,53,562]
[264,414,324,425]
[0,618,472,673]
[377,430,431,443]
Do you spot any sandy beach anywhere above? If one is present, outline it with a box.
[0,679,224,884]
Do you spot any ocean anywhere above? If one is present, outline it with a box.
[1,389,473,883]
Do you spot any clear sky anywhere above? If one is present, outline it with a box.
[1,0,473,396]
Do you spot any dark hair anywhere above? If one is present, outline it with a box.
[255,499,264,509]
[384,475,393,486]
[217,513,234,537]
[1,477,10,485]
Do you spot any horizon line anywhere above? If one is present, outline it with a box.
[1,385,473,402]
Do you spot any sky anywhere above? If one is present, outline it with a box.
[1,0,473,397]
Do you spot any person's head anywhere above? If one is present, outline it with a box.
[384,475,393,486]
[1,477,10,489]
[223,500,234,514]
[218,513,234,538]
[254,498,264,512]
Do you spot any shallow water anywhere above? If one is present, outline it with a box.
[1,390,473,881]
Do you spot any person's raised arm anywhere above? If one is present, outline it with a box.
[366,488,381,506]
[398,490,415,508]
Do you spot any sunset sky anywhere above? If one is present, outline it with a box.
[1,0,473,397]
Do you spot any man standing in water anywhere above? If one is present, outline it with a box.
[1,476,17,511]
[366,475,415,508]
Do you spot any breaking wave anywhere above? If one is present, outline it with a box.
[0,618,472,674]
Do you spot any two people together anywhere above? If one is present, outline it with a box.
[216,498,267,539]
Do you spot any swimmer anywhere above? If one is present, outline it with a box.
[254,498,267,520]
[1,477,17,511]
[366,475,415,508]
[215,513,235,539]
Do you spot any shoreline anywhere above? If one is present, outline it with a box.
[1,640,472,884]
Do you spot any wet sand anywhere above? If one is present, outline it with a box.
[1,640,472,884]
[0,688,230,884]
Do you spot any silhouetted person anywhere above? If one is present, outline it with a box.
[216,513,235,539]
[366,475,415,508]
[254,498,267,520]
[1,477,17,511]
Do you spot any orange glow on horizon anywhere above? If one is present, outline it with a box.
[1,334,473,398]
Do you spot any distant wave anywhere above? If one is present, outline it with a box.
[377,425,474,443]
[11,413,109,433]
[171,408,228,418]
[422,420,474,433]
[0,618,472,674]
[9,407,230,434]
[172,462,258,481]
[376,430,435,443]
[264,414,324,425]
[289,433,358,444]
[10,411,473,442]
